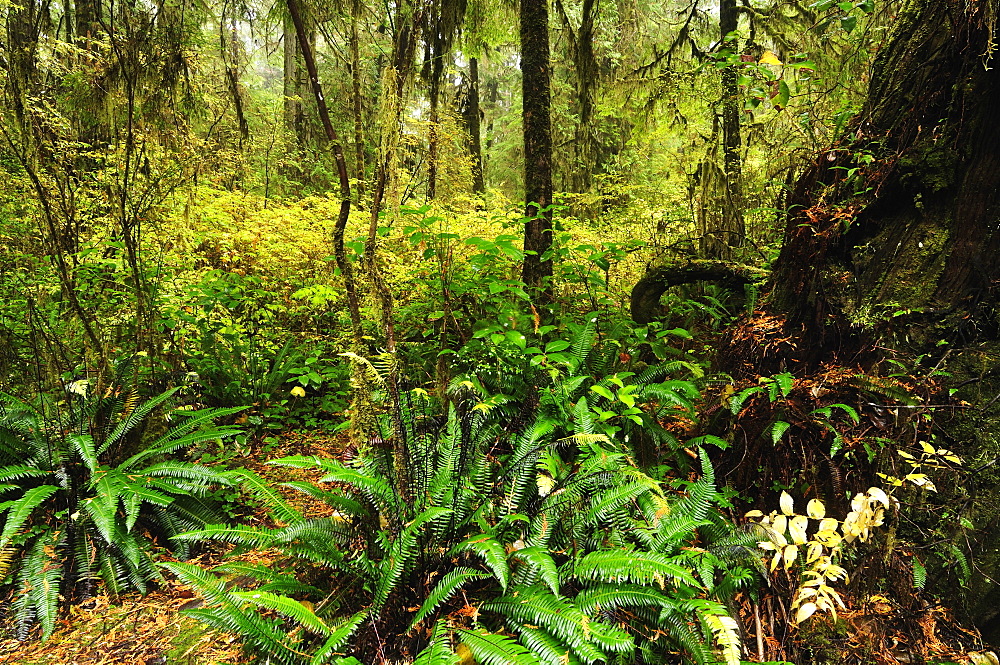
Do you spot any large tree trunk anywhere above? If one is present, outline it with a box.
[520,0,554,300]
[706,0,1000,646]
[759,0,1000,371]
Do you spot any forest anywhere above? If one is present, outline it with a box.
[2,0,1000,661]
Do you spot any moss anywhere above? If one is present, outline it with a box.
[899,143,960,194]
[845,214,950,327]
[795,618,855,664]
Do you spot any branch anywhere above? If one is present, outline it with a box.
[630,259,768,323]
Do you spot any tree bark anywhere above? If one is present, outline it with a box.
[520,0,554,300]
[463,56,485,195]
[285,0,362,349]
[760,0,1000,368]
[715,0,744,259]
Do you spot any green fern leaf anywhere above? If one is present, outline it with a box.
[452,533,509,589]
[413,619,460,665]
[456,629,541,665]
[229,468,302,524]
[231,590,330,635]
[410,567,486,629]
[574,550,699,588]
[0,484,58,547]
[310,611,366,664]
[512,546,559,595]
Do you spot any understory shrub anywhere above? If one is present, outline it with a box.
[0,369,244,639]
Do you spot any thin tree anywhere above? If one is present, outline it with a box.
[520,0,554,301]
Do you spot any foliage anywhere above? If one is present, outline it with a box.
[169,371,755,663]
[0,369,244,640]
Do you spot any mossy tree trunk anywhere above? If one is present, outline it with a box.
[753,0,1000,370]
[520,0,554,301]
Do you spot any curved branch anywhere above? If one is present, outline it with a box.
[630,259,768,323]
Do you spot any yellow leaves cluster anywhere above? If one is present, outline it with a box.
[878,441,962,492]
[746,488,894,625]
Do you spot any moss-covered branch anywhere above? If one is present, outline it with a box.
[630,259,768,324]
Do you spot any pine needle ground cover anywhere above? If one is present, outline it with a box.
[0,575,242,665]
[0,430,348,664]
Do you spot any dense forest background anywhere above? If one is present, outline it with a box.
[3,0,1000,661]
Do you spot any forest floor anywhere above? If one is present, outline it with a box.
[0,430,349,665]
[0,428,995,664]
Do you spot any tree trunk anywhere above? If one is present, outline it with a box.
[463,56,485,195]
[520,0,554,300]
[714,0,744,259]
[350,13,365,201]
[708,0,1000,641]
[758,0,1000,370]
[283,12,304,147]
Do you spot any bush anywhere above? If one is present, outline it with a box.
[0,376,244,640]
[167,374,756,664]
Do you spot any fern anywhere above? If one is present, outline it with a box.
[409,567,486,629]
[413,620,460,665]
[574,549,700,588]
[0,386,243,640]
[456,629,541,665]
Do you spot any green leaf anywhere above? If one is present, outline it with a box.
[0,484,58,547]
[574,550,699,588]
[513,546,560,595]
[452,534,509,590]
[770,421,791,444]
[409,567,486,629]
[231,590,330,635]
[590,385,614,401]
[544,340,571,353]
[456,629,541,665]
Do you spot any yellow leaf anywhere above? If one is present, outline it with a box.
[867,487,890,507]
[759,50,783,65]
[772,514,788,536]
[780,491,795,516]
[789,515,809,545]
[920,441,936,455]
[806,498,825,519]
[783,545,799,569]
[770,550,782,572]
[795,602,818,623]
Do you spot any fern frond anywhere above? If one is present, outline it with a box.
[0,465,51,482]
[229,468,303,524]
[98,388,180,456]
[310,611,366,665]
[173,524,281,548]
[0,484,58,547]
[409,567,486,629]
[483,589,607,664]
[510,624,579,665]
[575,583,676,614]
[413,619,459,665]
[230,590,330,635]
[511,546,560,595]
[574,550,699,588]
[455,628,542,665]
[451,533,509,589]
